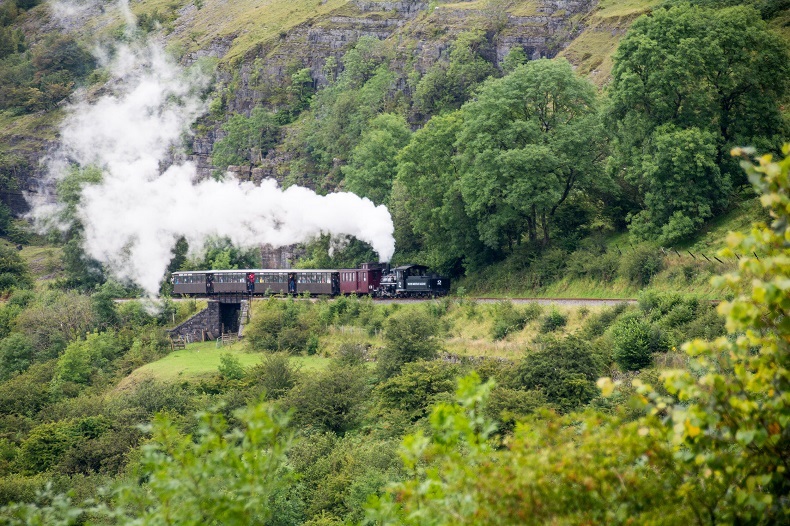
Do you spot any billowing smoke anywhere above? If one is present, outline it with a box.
[35,1,395,295]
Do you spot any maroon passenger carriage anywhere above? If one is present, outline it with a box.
[338,262,384,296]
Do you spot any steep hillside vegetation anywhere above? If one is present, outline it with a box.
[0,0,652,207]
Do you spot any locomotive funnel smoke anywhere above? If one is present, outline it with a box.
[33,1,395,295]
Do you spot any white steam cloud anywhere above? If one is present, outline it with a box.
[35,2,395,295]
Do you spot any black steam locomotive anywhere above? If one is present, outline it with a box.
[172,263,450,298]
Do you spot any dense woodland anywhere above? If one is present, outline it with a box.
[0,0,788,524]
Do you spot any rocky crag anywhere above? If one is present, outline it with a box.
[1,0,646,212]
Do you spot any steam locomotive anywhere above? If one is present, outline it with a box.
[172,263,450,298]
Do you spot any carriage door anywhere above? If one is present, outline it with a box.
[247,272,255,293]
[288,273,297,294]
[206,273,214,295]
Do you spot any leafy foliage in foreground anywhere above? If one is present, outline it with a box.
[367,146,790,524]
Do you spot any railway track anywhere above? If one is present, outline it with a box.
[115,296,638,307]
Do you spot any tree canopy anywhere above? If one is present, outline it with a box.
[457,58,607,249]
[609,3,789,242]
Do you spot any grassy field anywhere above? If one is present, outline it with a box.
[121,340,331,385]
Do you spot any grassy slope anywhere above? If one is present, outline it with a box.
[121,340,330,385]
[458,198,766,300]
[118,300,617,387]
[559,0,661,86]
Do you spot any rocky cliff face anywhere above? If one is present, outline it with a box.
[2,0,608,211]
[185,0,598,180]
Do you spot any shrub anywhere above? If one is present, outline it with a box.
[286,365,369,434]
[18,421,78,474]
[247,353,299,400]
[491,301,541,340]
[278,327,309,354]
[619,245,664,286]
[529,247,568,286]
[14,291,96,361]
[218,353,245,381]
[539,309,567,333]
[377,309,441,379]
[335,342,367,367]
[112,378,193,418]
[0,361,54,417]
[484,387,546,431]
[377,361,461,421]
[53,331,123,386]
[611,314,654,371]
[0,243,32,293]
[247,299,322,354]
[580,303,628,338]
[516,336,602,413]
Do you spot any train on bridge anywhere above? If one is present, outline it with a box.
[172,263,450,299]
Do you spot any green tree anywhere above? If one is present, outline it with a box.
[393,111,489,273]
[53,330,122,386]
[286,67,314,114]
[14,290,96,360]
[611,314,654,371]
[341,113,411,204]
[0,243,31,292]
[609,4,789,240]
[248,352,300,400]
[500,46,527,73]
[0,332,33,380]
[414,30,497,116]
[377,360,461,421]
[457,58,607,249]
[628,126,731,244]
[54,165,106,291]
[211,106,280,169]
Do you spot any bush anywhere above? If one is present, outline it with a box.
[619,245,664,286]
[18,420,78,474]
[247,353,299,400]
[53,331,123,386]
[111,378,193,419]
[335,342,367,367]
[278,327,310,354]
[377,361,461,421]
[247,299,322,354]
[218,353,245,381]
[567,248,620,281]
[485,387,546,432]
[14,291,96,360]
[286,364,369,434]
[377,309,441,379]
[539,309,568,333]
[0,361,55,417]
[491,302,542,340]
[611,314,655,371]
[0,243,32,293]
[516,336,602,413]
[580,303,628,338]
